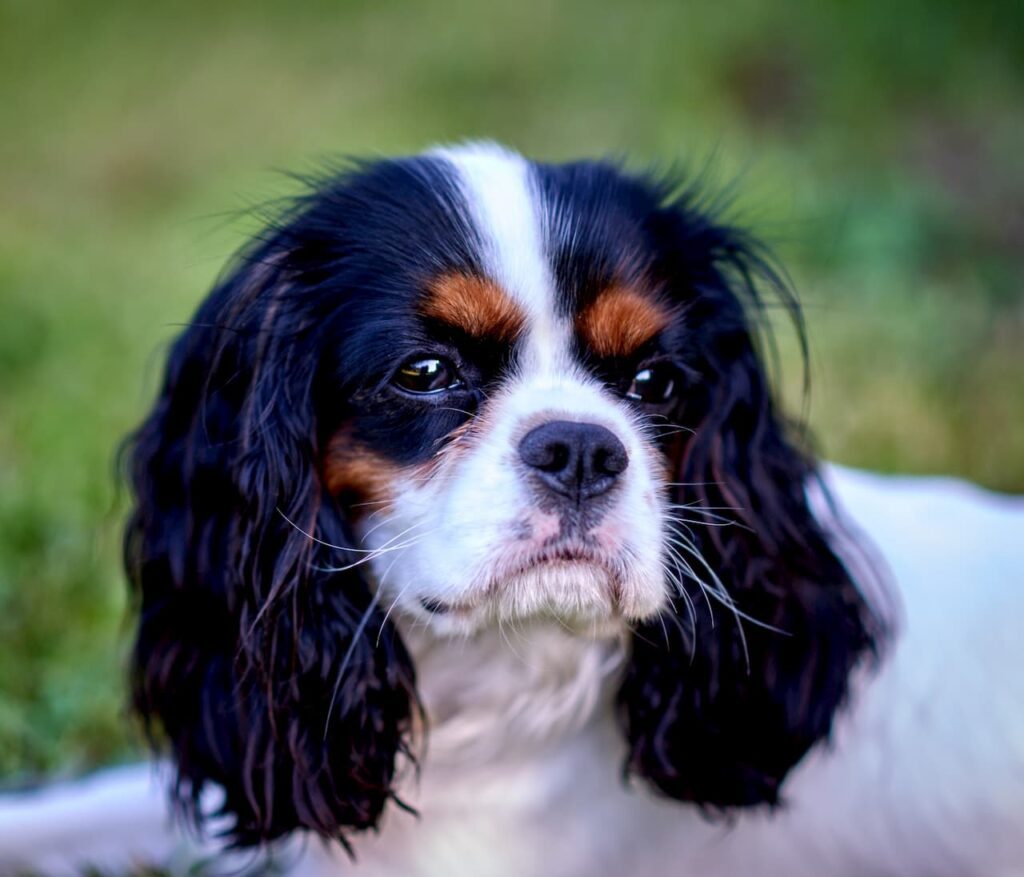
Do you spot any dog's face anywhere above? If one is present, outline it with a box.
[326,146,681,634]
[125,143,878,847]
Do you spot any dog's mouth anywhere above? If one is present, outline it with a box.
[419,544,624,618]
[419,597,453,615]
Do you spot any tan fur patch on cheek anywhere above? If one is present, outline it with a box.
[422,272,526,342]
[577,284,671,358]
[654,433,690,485]
[323,430,402,512]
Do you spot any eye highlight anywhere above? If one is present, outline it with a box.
[626,362,681,405]
[392,356,462,395]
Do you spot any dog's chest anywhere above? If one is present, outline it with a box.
[301,720,661,877]
[297,625,653,876]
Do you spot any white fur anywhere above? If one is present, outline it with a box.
[0,764,206,875]
[3,466,1023,877]
[433,141,566,371]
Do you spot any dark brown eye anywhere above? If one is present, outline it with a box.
[393,357,462,395]
[626,362,680,405]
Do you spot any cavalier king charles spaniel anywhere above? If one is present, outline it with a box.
[2,142,1022,877]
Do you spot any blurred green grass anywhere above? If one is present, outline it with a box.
[1,0,1022,782]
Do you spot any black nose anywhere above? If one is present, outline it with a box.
[518,420,629,504]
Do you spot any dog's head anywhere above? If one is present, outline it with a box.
[124,143,879,846]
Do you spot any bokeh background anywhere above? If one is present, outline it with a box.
[1,0,1022,786]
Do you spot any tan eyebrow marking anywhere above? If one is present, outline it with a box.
[421,272,526,342]
[576,285,671,358]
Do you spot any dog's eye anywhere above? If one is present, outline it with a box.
[393,357,462,395]
[626,362,680,404]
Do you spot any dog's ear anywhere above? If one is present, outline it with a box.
[618,205,881,808]
[123,238,417,848]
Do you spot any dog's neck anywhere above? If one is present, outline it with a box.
[398,619,627,767]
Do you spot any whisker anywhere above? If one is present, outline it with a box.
[663,530,790,676]
[361,511,435,543]
[664,501,744,513]
[279,502,426,558]
[664,509,754,536]
[315,525,437,575]
[665,514,744,530]
[658,559,698,662]
[376,555,415,647]
[649,427,696,440]
[662,540,715,630]
[316,526,434,574]
[435,406,477,418]
[347,497,393,510]
[323,588,381,739]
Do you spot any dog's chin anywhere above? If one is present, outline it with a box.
[412,560,663,637]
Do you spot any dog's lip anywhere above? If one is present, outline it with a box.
[419,597,452,615]
[419,595,472,615]
[511,549,612,576]
[419,545,618,616]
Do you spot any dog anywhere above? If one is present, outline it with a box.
[2,142,1022,877]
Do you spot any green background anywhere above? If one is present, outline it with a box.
[1,0,1022,783]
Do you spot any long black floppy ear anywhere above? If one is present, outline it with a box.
[618,205,883,809]
[123,238,417,847]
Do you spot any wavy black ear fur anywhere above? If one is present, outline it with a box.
[618,199,884,809]
[123,231,417,847]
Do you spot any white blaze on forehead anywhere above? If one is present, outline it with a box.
[433,141,569,372]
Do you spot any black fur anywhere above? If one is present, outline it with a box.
[124,151,881,851]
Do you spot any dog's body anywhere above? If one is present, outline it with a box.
[2,143,1022,876]
[4,467,1022,876]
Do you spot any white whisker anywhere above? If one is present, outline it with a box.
[323,587,381,740]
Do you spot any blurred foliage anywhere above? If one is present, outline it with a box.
[0,0,1022,782]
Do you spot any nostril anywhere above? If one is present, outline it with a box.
[541,442,570,473]
[520,430,570,473]
[593,445,628,477]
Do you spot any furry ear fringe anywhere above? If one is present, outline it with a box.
[124,245,417,847]
[617,205,883,809]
